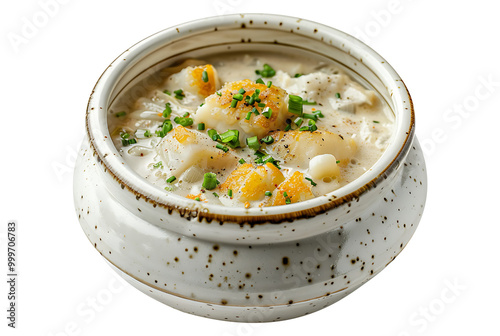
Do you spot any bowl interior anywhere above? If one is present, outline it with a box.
[86,14,413,220]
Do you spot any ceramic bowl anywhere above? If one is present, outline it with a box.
[74,14,427,322]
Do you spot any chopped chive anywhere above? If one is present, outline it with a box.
[294,117,303,127]
[373,120,380,123]
[233,93,244,101]
[262,107,272,119]
[335,92,341,99]
[294,73,303,78]
[197,123,205,130]
[255,78,265,85]
[163,103,172,118]
[239,158,246,164]
[156,120,173,138]
[121,139,129,146]
[120,132,130,139]
[194,197,201,201]
[216,143,229,152]
[208,129,219,141]
[127,138,137,145]
[238,88,246,94]
[230,100,238,108]
[308,119,318,132]
[216,91,222,96]
[303,113,318,121]
[213,192,219,198]
[166,176,176,183]
[219,129,240,148]
[283,191,288,198]
[336,160,340,164]
[267,81,272,88]
[247,96,255,105]
[260,135,274,145]
[115,111,126,117]
[252,107,260,115]
[284,124,291,131]
[163,90,171,95]
[265,191,273,197]
[305,177,317,186]
[288,95,303,116]
[174,116,194,127]
[246,136,260,150]
[153,161,163,169]
[255,64,276,78]
[183,112,190,117]
[254,150,265,158]
[202,70,209,83]
[257,103,266,108]
[285,197,291,204]
[245,111,252,120]
[228,189,233,197]
[302,100,317,105]
[299,126,310,131]
[202,172,218,190]
[144,130,152,138]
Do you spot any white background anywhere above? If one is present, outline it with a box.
[1,0,499,335]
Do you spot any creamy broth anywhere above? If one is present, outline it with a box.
[108,52,394,208]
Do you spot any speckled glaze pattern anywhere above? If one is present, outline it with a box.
[74,14,427,322]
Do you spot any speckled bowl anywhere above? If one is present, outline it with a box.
[74,14,427,322]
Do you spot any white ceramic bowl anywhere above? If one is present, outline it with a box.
[74,14,427,322]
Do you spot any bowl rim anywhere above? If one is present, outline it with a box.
[85,13,415,225]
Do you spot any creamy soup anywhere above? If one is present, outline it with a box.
[108,52,394,208]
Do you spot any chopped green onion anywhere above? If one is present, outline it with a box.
[284,124,291,131]
[294,117,303,127]
[216,143,229,152]
[216,92,222,96]
[238,88,246,94]
[308,119,318,132]
[255,64,276,78]
[183,112,190,117]
[257,103,266,108]
[127,138,137,145]
[239,158,246,164]
[208,129,219,141]
[294,73,303,78]
[267,81,272,88]
[255,78,265,85]
[265,191,272,197]
[303,113,318,121]
[174,116,194,127]
[313,110,324,118]
[299,126,309,131]
[194,197,201,201]
[246,136,260,150]
[166,176,176,183]
[288,95,303,116]
[213,192,219,198]
[202,70,209,83]
[302,100,317,105]
[115,111,126,117]
[373,120,380,123]
[164,186,173,191]
[156,120,173,138]
[254,150,266,158]
[262,107,272,119]
[219,129,240,148]
[174,89,185,100]
[153,161,163,169]
[228,189,233,197]
[202,172,218,190]
[283,191,288,197]
[197,123,205,130]
[120,132,130,139]
[121,139,129,146]
[245,111,252,120]
[163,103,172,118]
[260,136,274,145]
[230,100,238,108]
[247,96,255,105]
[305,177,317,186]
[336,160,340,164]
[163,90,171,95]
[135,129,152,139]
[252,107,260,115]
[335,92,341,99]
[285,197,291,204]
